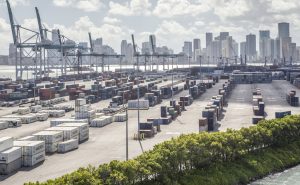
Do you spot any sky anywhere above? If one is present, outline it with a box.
[0,0,300,55]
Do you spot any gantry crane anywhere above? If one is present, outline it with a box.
[6,0,42,80]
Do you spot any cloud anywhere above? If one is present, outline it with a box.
[153,0,211,18]
[0,18,10,32]
[212,0,252,19]
[9,0,32,6]
[0,18,11,54]
[51,16,131,52]
[267,0,300,13]
[53,0,103,12]
[103,17,121,24]
[108,0,152,16]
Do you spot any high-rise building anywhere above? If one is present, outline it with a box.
[193,38,201,61]
[126,43,133,63]
[207,40,221,64]
[142,42,151,54]
[278,22,290,38]
[289,42,297,64]
[121,40,127,55]
[266,39,275,59]
[51,29,59,44]
[206,32,213,48]
[182,41,192,57]
[281,37,291,60]
[221,36,237,59]
[259,30,270,58]
[246,33,256,60]
[220,32,229,41]
[240,42,246,56]
[93,38,103,53]
[78,42,89,64]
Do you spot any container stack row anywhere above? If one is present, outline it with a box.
[252,88,265,124]
[286,90,299,107]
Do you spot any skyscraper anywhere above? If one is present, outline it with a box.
[278,22,290,38]
[193,38,201,61]
[240,42,246,56]
[259,30,270,58]
[121,40,127,55]
[206,32,213,48]
[246,34,256,60]
[220,32,229,41]
[182,41,192,57]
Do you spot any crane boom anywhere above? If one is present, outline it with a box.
[88,32,93,52]
[35,7,45,41]
[131,34,137,56]
[57,29,62,46]
[150,35,155,54]
[6,0,17,45]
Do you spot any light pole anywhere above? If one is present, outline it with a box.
[123,92,128,161]
[171,57,174,101]
[199,55,202,82]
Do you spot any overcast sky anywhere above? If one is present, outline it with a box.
[0,0,300,55]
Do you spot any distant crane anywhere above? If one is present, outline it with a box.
[6,0,41,80]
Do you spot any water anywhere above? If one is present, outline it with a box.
[1,62,296,81]
[250,165,300,185]
[0,64,211,81]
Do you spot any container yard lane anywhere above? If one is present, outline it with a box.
[256,80,300,119]
[218,84,253,131]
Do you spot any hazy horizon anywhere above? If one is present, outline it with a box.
[1,0,300,55]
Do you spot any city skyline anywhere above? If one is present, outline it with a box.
[1,0,300,55]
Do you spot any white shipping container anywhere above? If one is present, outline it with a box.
[57,123,89,134]
[36,112,49,121]
[0,118,21,127]
[45,143,58,153]
[79,130,89,142]
[30,105,42,113]
[0,147,22,164]
[48,110,65,118]
[17,136,36,141]
[0,137,13,152]
[90,116,113,127]
[78,105,90,112]
[75,98,86,106]
[21,114,37,124]
[33,131,63,144]
[45,127,79,141]
[128,100,149,110]
[17,107,30,115]
[22,151,45,167]
[13,141,45,156]
[50,119,88,127]
[57,139,79,153]
[114,113,127,122]
[0,158,21,175]
[0,122,9,130]
[95,113,104,117]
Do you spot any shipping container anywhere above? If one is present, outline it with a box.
[50,118,88,127]
[33,131,63,144]
[0,137,13,152]
[0,147,22,164]
[13,140,45,156]
[57,139,79,153]
[128,100,149,110]
[45,127,79,141]
[22,151,45,167]
[0,157,21,175]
